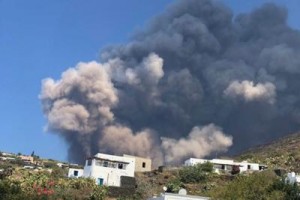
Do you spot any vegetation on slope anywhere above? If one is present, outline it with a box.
[2,132,300,200]
[0,168,107,200]
[237,132,300,172]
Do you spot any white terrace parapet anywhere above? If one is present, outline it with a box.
[184,158,266,173]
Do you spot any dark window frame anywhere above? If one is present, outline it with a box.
[74,170,78,176]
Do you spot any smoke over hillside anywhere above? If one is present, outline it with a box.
[40,0,300,165]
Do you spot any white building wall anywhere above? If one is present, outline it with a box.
[83,153,135,187]
[238,162,260,172]
[184,158,207,166]
[148,193,210,200]
[68,168,83,178]
[184,158,264,173]
[211,159,234,165]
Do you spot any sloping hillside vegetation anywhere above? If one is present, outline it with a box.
[2,132,300,200]
[237,132,300,172]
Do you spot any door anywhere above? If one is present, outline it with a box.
[97,178,104,186]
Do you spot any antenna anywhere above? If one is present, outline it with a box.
[178,188,187,195]
[163,186,167,192]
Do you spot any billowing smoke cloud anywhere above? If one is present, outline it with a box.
[41,0,300,165]
[224,80,276,104]
[100,125,163,165]
[40,61,118,159]
[161,124,232,163]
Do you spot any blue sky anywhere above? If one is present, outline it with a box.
[0,0,299,161]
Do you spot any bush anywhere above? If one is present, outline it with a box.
[89,185,108,200]
[271,178,300,200]
[0,180,28,200]
[166,178,184,193]
[179,162,213,183]
[209,171,288,200]
[43,161,57,169]
[51,167,67,179]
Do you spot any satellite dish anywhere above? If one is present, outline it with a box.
[163,186,167,192]
[178,188,187,195]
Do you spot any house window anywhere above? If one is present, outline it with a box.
[87,159,92,166]
[118,163,123,169]
[248,165,251,170]
[221,165,225,170]
[142,162,146,168]
[103,161,108,167]
[73,170,78,176]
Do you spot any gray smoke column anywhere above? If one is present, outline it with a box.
[161,124,232,163]
[41,0,300,165]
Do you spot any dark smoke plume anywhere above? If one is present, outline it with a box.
[40,0,300,166]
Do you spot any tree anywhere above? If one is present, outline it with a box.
[179,162,213,183]
[231,165,240,175]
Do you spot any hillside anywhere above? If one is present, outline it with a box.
[2,133,300,199]
[134,133,300,198]
[236,132,300,172]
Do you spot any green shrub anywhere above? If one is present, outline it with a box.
[179,162,213,183]
[51,167,67,179]
[89,185,108,200]
[209,171,288,200]
[271,178,300,200]
[0,179,28,200]
[166,178,184,193]
[43,161,57,169]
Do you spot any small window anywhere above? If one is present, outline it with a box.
[97,178,104,186]
[87,159,92,166]
[118,163,123,169]
[221,165,225,170]
[248,165,251,170]
[73,170,78,176]
[142,162,146,168]
[103,161,108,167]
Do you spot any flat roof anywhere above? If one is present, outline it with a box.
[88,156,130,164]
[164,193,210,199]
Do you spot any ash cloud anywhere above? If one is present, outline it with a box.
[161,124,232,163]
[224,80,276,104]
[41,0,300,165]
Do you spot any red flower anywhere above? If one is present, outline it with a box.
[48,180,55,186]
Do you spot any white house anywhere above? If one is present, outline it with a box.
[1,152,15,156]
[148,193,210,200]
[82,153,135,187]
[0,156,15,161]
[123,154,152,172]
[238,161,265,172]
[68,168,84,178]
[184,158,266,173]
[286,172,300,184]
